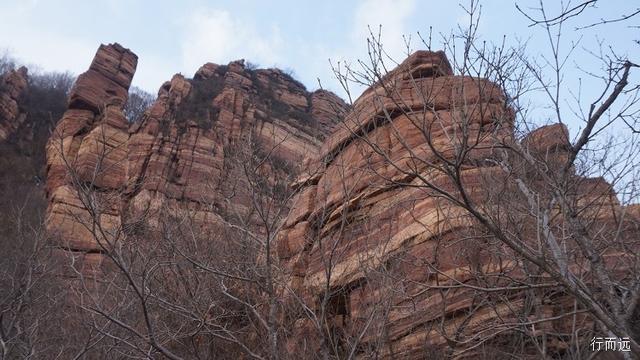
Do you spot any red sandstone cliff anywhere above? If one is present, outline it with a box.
[35,44,640,358]
[277,51,640,358]
[1,64,69,239]
[0,66,28,141]
[45,43,347,273]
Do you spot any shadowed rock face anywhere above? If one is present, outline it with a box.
[45,43,347,273]
[277,51,640,358]
[0,66,28,141]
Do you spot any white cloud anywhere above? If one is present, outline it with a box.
[2,34,96,75]
[311,0,416,100]
[132,53,177,94]
[181,9,283,74]
[351,0,416,62]
[0,2,96,75]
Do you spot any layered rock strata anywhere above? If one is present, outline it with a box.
[277,51,640,358]
[0,66,28,141]
[45,43,346,274]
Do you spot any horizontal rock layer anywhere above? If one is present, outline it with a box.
[277,51,640,358]
[45,44,347,260]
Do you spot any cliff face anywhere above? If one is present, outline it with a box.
[0,66,38,248]
[37,44,639,358]
[45,43,347,271]
[0,66,28,141]
[277,51,639,358]
[1,64,69,240]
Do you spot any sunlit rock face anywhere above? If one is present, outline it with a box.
[277,51,640,358]
[45,43,347,274]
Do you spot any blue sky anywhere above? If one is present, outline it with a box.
[0,0,636,128]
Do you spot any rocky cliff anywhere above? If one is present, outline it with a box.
[277,51,640,358]
[1,63,70,242]
[36,44,640,358]
[45,43,347,273]
[0,66,28,141]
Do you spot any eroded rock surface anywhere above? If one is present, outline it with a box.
[277,51,640,358]
[0,66,28,141]
[43,44,639,358]
[45,43,347,273]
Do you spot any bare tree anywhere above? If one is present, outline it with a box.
[124,86,154,123]
[0,50,16,75]
[46,96,331,359]
[0,196,68,359]
[9,1,638,359]
[325,0,639,358]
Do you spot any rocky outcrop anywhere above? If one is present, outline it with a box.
[0,66,28,141]
[43,44,639,358]
[45,44,347,271]
[45,43,136,276]
[277,51,640,358]
[1,63,70,252]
